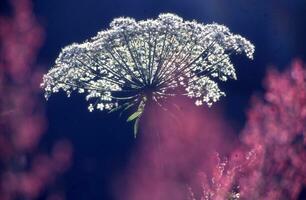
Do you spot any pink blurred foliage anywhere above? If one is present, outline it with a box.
[239,60,306,200]
[0,0,72,199]
[114,97,238,200]
[186,147,257,200]
[115,60,306,200]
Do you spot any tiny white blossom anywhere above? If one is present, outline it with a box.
[41,13,254,112]
[88,104,94,112]
[97,103,104,111]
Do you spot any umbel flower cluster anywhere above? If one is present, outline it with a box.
[42,13,254,116]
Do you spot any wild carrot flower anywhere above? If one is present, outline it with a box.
[41,13,254,131]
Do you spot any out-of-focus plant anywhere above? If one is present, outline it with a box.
[114,96,243,200]
[41,13,254,136]
[0,0,72,199]
[188,60,306,200]
[238,60,306,200]
[187,150,256,200]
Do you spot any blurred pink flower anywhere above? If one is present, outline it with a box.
[0,0,72,199]
[114,97,238,200]
[239,60,306,200]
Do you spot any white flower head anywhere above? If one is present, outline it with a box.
[41,13,254,114]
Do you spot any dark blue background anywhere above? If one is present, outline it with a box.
[8,0,306,199]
